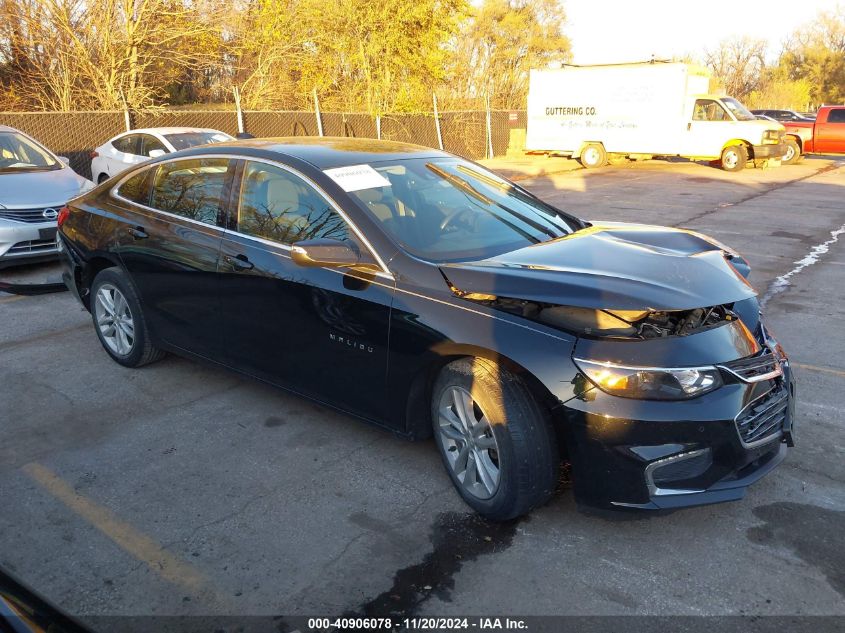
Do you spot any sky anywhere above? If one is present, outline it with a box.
[564,0,840,65]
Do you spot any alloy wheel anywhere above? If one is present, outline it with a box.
[95,283,135,356]
[437,386,501,499]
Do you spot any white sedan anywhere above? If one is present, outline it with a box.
[90,127,234,183]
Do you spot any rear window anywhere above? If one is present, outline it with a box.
[828,109,845,123]
[163,132,232,151]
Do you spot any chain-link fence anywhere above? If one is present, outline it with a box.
[0,108,526,180]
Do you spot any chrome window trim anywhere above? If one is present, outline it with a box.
[109,153,393,278]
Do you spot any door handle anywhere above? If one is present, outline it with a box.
[224,253,254,271]
[128,226,148,239]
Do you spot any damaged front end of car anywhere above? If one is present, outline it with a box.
[439,223,795,510]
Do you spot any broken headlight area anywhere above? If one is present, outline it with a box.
[448,288,741,340]
[572,358,723,400]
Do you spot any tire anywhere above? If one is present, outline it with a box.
[90,267,165,367]
[782,138,802,165]
[97,173,109,184]
[431,357,558,520]
[579,143,607,169]
[720,145,747,171]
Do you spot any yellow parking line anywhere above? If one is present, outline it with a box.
[0,294,26,304]
[22,462,209,593]
[793,362,845,378]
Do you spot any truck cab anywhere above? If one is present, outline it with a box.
[685,95,785,169]
[782,106,845,158]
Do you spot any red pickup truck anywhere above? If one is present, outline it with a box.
[781,105,845,163]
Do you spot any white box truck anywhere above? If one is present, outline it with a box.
[525,62,786,171]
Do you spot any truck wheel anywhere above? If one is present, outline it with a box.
[782,138,802,165]
[431,357,559,521]
[720,145,747,172]
[580,143,607,168]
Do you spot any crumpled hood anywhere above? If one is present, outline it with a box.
[440,222,756,311]
[0,167,92,208]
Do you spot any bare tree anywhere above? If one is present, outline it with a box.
[703,37,767,99]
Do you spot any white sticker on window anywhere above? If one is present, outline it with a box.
[323,164,391,192]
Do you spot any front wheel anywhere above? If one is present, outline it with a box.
[720,144,747,171]
[782,138,802,165]
[431,358,559,521]
[91,267,165,367]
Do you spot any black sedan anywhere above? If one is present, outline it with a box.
[56,138,795,520]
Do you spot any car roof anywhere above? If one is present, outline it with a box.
[119,127,229,136]
[176,137,448,169]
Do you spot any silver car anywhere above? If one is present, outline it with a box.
[0,125,93,267]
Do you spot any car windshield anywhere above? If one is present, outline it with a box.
[721,98,756,121]
[342,158,581,262]
[164,131,232,151]
[0,131,60,172]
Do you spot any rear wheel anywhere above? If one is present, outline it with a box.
[432,358,558,520]
[579,143,607,169]
[782,138,802,165]
[720,144,747,171]
[91,267,164,367]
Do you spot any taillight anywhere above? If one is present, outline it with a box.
[57,206,71,228]
[89,151,99,158]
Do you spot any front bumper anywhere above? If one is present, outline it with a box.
[0,220,58,266]
[752,143,786,159]
[560,334,795,511]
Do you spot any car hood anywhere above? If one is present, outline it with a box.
[440,223,756,311]
[0,167,93,208]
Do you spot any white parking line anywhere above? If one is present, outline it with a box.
[761,223,845,307]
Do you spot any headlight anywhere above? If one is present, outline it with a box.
[763,129,781,142]
[573,357,723,400]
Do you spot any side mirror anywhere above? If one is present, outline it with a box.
[291,239,379,271]
[57,156,70,166]
[148,149,167,158]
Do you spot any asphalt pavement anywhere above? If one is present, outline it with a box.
[1,156,843,629]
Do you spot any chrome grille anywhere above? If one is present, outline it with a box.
[0,208,57,223]
[735,386,788,446]
[7,239,57,255]
[720,350,781,383]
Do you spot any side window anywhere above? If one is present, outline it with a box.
[139,135,167,157]
[693,100,730,122]
[238,161,350,244]
[827,109,845,123]
[112,135,139,155]
[117,168,152,205]
[150,158,233,225]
